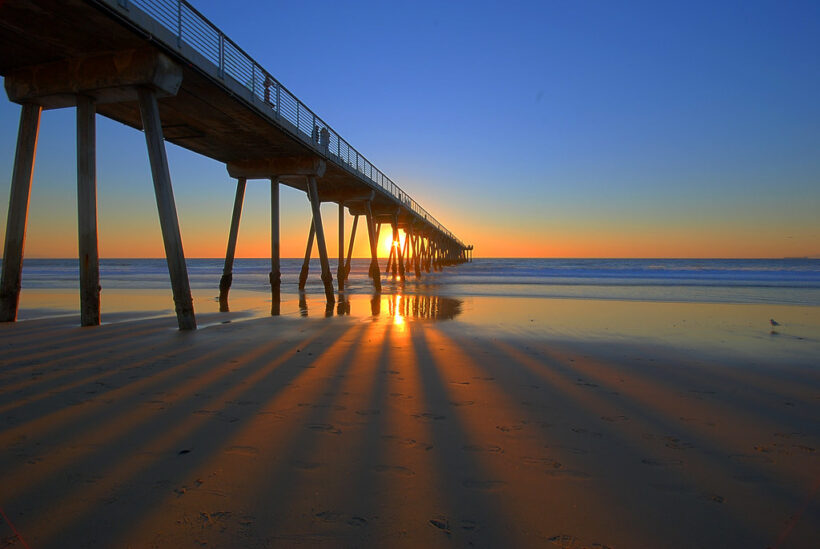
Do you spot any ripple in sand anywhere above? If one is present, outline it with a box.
[547,534,612,549]
[521,456,562,468]
[307,423,341,434]
[571,427,603,438]
[462,444,504,454]
[730,453,774,464]
[641,457,684,469]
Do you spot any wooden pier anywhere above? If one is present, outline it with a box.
[0,0,473,330]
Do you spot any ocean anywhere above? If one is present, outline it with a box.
[12,258,820,306]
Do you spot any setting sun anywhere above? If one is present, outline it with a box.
[379,229,406,257]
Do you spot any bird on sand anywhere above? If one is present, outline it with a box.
[770,318,780,327]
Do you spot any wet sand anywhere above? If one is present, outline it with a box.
[1,297,819,548]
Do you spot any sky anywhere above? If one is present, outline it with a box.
[1,0,819,259]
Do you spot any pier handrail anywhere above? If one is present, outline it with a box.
[106,0,466,248]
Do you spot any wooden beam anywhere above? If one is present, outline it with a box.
[219,177,246,311]
[298,221,315,291]
[4,49,183,109]
[227,156,325,179]
[307,176,335,303]
[137,88,196,330]
[0,104,41,322]
[384,245,394,276]
[76,95,100,326]
[345,214,358,279]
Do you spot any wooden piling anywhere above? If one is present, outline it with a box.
[385,245,395,275]
[391,218,400,278]
[138,88,196,330]
[76,95,100,326]
[306,176,334,303]
[364,201,381,292]
[410,226,421,278]
[337,202,344,292]
[0,104,41,322]
[345,214,358,279]
[219,177,246,311]
[298,220,315,290]
[400,227,408,281]
[270,177,280,315]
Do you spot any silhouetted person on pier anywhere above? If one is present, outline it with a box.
[312,124,319,144]
[320,127,329,153]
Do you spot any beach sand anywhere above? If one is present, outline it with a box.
[1,293,819,548]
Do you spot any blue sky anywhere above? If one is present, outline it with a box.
[1,0,818,257]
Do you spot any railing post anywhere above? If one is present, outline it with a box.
[275,82,281,115]
[218,33,224,79]
[176,1,182,48]
[251,64,256,96]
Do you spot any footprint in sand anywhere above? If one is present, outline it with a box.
[601,415,629,422]
[449,400,475,407]
[382,435,434,450]
[315,510,343,522]
[307,423,342,434]
[413,412,446,421]
[545,444,588,455]
[429,516,450,534]
[496,424,524,433]
[356,409,381,416]
[576,379,598,388]
[462,444,504,454]
[547,534,612,549]
[774,432,806,439]
[700,492,725,504]
[225,445,259,456]
[374,465,415,476]
[571,427,603,438]
[450,381,471,386]
[389,392,413,400]
[521,456,562,469]
[664,437,694,449]
[460,519,477,531]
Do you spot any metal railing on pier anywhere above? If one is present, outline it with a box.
[108,0,466,248]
